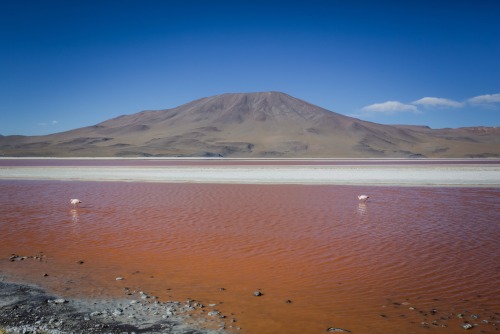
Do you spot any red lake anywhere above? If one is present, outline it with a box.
[1,160,499,333]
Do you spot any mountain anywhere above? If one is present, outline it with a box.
[1,92,499,158]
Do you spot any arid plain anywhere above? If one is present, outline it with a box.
[2,93,500,158]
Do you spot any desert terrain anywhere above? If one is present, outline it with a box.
[1,92,499,158]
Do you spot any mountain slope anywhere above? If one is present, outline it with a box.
[1,92,499,157]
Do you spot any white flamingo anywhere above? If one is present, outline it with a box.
[357,195,369,201]
[70,199,82,207]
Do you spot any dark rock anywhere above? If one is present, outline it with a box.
[253,291,262,297]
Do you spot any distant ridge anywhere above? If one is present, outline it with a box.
[1,92,499,158]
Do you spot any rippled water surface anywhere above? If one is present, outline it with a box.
[1,179,499,333]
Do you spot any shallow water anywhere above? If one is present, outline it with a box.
[1,179,499,333]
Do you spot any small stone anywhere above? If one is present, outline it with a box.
[115,277,124,281]
[208,311,220,317]
[470,314,479,319]
[43,273,49,277]
[461,323,474,330]
[112,308,123,316]
[327,327,351,332]
[285,299,293,304]
[77,260,85,264]
[53,298,67,304]
[253,291,263,297]
[457,313,465,318]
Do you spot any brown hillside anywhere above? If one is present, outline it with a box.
[1,92,499,157]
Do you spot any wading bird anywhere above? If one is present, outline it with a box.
[357,195,369,201]
[70,199,82,206]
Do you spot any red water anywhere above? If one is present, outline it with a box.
[1,179,499,333]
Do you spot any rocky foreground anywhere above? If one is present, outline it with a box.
[0,279,230,334]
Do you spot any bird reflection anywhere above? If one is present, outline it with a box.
[70,209,80,223]
[357,202,368,217]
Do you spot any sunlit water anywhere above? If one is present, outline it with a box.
[1,178,499,333]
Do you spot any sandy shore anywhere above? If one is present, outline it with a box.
[0,277,226,334]
[1,165,500,186]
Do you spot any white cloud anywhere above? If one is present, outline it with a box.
[38,120,59,127]
[467,93,500,105]
[412,97,463,108]
[357,92,499,119]
[361,101,419,114]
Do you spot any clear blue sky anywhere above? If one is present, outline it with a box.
[1,0,499,135]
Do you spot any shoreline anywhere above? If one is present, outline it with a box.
[0,276,228,334]
[1,157,499,160]
[1,165,500,187]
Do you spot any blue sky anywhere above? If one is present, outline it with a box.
[1,0,499,136]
